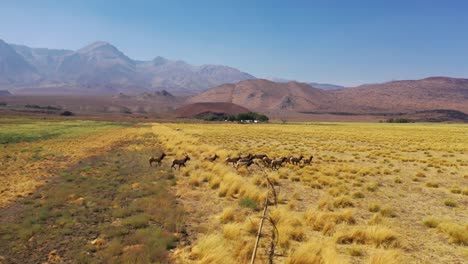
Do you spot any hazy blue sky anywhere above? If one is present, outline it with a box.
[1,0,467,86]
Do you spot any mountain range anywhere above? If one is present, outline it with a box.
[0,39,254,95]
[189,77,468,115]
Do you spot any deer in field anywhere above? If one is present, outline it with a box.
[171,154,190,170]
[289,155,304,165]
[271,157,289,170]
[252,154,267,160]
[302,155,314,165]
[238,154,254,163]
[205,154,219,162]
[262,156,273,167]
[149,152,166,167]
[236,159,255,169]
[225,156,241,167]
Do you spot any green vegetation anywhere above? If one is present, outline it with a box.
[0,137,183,263]
[385,118,414,123]
[239,197,258,210]
[0,118,130,144]
[203,111,269,122]
[25,104,62,110]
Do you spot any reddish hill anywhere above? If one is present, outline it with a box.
[189,77,468,115]
[328,77,468,113]
[188,79,332,113]
[175,102,250,118]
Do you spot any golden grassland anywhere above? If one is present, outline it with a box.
[153,122,467,263]
[0,118,134,206]
[1,118,467,263]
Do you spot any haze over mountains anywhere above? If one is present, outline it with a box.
[0,39,254,95]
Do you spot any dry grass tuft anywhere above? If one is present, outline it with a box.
[334,226,400,248]
[422,218,440,228]
[223,223,243,240]
[333,196,355,208]
[368,250,402,264]
[304,209,355,235]
[287,240,347,264]
[219,207,236,223]
[437,222,468,245]
[190,234,236,264]
[444,199,457,207]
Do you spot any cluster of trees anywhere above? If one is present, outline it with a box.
[384,118,414,123]
[25,104,62,110]
[203,112,269,122]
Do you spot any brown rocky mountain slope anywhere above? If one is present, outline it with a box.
[187,79,333,113]
[188,77,468,114]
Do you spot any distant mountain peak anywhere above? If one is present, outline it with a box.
[77,41,122,55]
[152,56,169,65]
[0,38,255,94]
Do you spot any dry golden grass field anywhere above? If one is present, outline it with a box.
[0,118,467,264]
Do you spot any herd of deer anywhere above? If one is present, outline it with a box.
[149,152,313,170]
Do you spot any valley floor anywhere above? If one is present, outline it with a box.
[0,118,466,263]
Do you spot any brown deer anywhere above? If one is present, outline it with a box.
[149,152,166,167]
[262,156,273,167]
[271,157,289,170]
[236,159,255,169]
[302,155,314,165]
[171,154,190,170]
[205,154,219,162]
[252,154,267,160]
[238,154,253,163]
[289,155,304,165]
[225,156,241,167]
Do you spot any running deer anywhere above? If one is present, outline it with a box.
[171,154,190,170]
[271,157,289,170]
[303,155,314,165]
[225,156,241,167]
[262,156,272,167]
[252,154,267,160]
[205,154,219,162]
[289,155,304,165]
[236,159,255,169]
[149,152,166,167]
